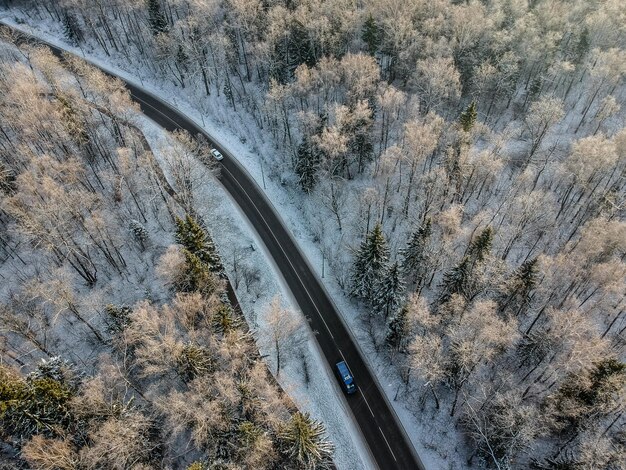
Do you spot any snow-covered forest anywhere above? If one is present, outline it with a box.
[1,0,625,468]
[0,40,335,468]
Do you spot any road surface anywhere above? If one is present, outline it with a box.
[1,23,426,470]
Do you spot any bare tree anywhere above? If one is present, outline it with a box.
[263,296,307,375]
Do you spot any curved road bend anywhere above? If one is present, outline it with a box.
[2,24,426,470]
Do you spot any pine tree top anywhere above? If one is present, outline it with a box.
[365,223,389,260]
[468,226,493,263]
[175,215,223,273]
[361,14,381,56]
[517,258,538,289]
[459,101,477,133]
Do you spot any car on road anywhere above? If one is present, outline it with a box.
[335,360,356,394]
[211,148,223,160]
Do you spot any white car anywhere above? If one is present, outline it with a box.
[211,148,224,161]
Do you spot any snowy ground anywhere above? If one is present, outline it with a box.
[0,14,462,469]
[139,117,375,470]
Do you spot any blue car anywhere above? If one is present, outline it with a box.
[336,361,357,394]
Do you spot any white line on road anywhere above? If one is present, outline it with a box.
[338,349,347,363]
[379,426,398,462]
[360,389,376,418]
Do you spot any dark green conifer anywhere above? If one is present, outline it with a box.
[575,27,590,64]
[374,262,404,320]
[467,226,493,264]
[295,136,321,193]
[180,249,219,295]
[279,412,334,469]
[0,366,74,440]
[386,304,410,351]
[175,342,213,382]
[362,14,381,56]
[351,223,390,303]
[551,358,626,431]
[147,0,168,35]
[105,304,133,335]
[62,12,82,45]
[175,215,223,273]
[438,257,471,305]
[401,219,432,288]
[498,258,538,317]
[459,101,477,132]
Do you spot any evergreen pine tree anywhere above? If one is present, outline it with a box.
[290,19,317,68]
[0,365,75,440]
[175,215,223,273]
[295,136,320,193]
[129,219,149,249]
[180,249,219,295]
[528,77,542,104]
[105,304,133,335]
[351,223,390,303]
[438,257,471,305]
[498,258,538,316]
[279,412,334,469]
[386,304,410,351]
[574,27,590,64]
[467,226,493,265]
[147,0,168,36]
[29,357,82,392]
[459,101,477,133]
[344,108,374,173]
[177,45,189,68]
[361,14,381,56]
[374,262,404,320]
[62,12,82,45]
[175,342,213,382]
[401,219,432,288]
[271,19,318,83]
[439,226,493,304]
[0,162,16,194]
[213,303,242,334]
[551,358,626,431]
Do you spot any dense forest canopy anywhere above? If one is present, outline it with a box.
[1,0,625,468]
[0,40,333,469]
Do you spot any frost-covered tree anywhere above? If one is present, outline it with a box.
[413,57,461,113]
[445,300,517,416]
[21,435,78,470]
[263,296,306,375]
[463,391,545,468]
[524,97,564,159]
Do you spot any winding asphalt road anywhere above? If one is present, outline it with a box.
[2,23,425,470]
